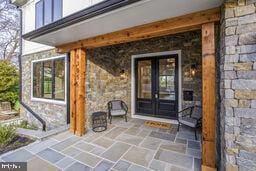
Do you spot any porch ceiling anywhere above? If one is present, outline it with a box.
[24,0,223,47]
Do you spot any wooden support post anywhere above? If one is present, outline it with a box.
[202,22,216,169]
[70,50,77,134]
[69,48,86,136]
[75,49,86,136]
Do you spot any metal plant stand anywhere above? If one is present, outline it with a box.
[92,111,107,132]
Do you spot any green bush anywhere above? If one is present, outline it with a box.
[0,124,16,148]
[17,120,37,130]
[0,60,19,107]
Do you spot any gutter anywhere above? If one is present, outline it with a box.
[23,0,142,41]
[17,7,46,131]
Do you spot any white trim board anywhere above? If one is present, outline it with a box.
[30,55,68,105]
[131,50,182,124]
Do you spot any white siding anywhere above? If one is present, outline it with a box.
[22,0,103,55]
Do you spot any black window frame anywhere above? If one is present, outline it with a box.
[32,57,66,101]
[35,0,63,29]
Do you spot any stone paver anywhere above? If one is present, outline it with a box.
[149,131,175,141]
[27,156,60,171]
[37,148,65,164]
[64,162,91,171]
[51,137,81,151]
[55,157,75,169]
[170,165,189,171]
[93,137,115,148]
[194,158,201,171]
[94,160,114,171]
[137,129,151,138]
[101,142,130,162]
[160,141,186,154]
[149,160,166,171]
[123,146,154,167]
[154,149,193,169]
[90,146,106,156]
[25,139,59,154]
[177,132,197,141]
[124,127,141,135]
[187,148,201,159]
[113,160,131,171]
[175,138,187,145]
[62,146,82,157]
[2,149,34,162]
[116,133,144,146]
[75,152,102,167]
[74,141,95,152]
[104,127,127,139]
[140,137,162,150]
[51,131,73,141]
[0,119,202,171]
[128,164,150,171]
[188,141,201,150]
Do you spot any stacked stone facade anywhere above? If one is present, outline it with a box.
[220,0,256,170]
[21,50,67,130]
[86,30,203,117]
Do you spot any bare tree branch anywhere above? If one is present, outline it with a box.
[0,0,20,65]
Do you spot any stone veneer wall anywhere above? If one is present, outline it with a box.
[21,50,67,130]
[220,0,256,170]
[86,30,203,118]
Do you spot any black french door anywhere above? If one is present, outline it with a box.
[135,55,178,119]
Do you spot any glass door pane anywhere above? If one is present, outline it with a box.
[158,58,175,100]
[137,60,152,99]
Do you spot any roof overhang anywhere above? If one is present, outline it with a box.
[11,0,28,7]
[23,0,223,47]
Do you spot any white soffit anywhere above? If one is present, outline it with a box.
[33,0,223,46]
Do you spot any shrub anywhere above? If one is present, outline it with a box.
[0,60,19,107]
[0,124,16,148]
[17,120,38,130]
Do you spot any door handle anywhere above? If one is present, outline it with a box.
[155,93,158,99]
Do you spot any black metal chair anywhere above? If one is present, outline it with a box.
[107,100,128,124]
[177,105,202,140]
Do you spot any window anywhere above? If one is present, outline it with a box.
[32,57,66,101]
[35,0,43,28]
[35,0,62,28]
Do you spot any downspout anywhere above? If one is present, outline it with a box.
[17,7,46,131]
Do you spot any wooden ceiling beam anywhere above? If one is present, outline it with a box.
[56,7,220,52]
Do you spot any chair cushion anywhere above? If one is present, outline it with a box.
[111,101,122,110]
[110,109,126,116]
[191,107,202,119]
[179,117,197,127]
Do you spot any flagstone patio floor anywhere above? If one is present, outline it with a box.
[0,118,202,171]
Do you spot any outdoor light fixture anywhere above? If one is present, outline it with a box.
[120,69,126,78]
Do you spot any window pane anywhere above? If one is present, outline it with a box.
[53,0,62,21]
[159,58,175,100]
[54,59,65,100]
[138,60,152,99]
[35,0,43,28]
[33,62,42,98]
[44,0,53,25]
[43,61,53,98]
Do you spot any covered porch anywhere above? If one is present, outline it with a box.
[23,1,220,170]
[1,118,202,171]
[65,13,217,171]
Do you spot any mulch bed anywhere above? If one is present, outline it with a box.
[0,135,35,155]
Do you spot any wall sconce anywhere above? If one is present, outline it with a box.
[184,64,197,78]
[120,69,126,79]
[191,64,197,76]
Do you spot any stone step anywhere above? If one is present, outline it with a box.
[16,125,69,141]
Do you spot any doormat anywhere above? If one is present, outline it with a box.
[144,121,171,129]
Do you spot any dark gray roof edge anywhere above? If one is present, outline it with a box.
[23,0,142,41]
